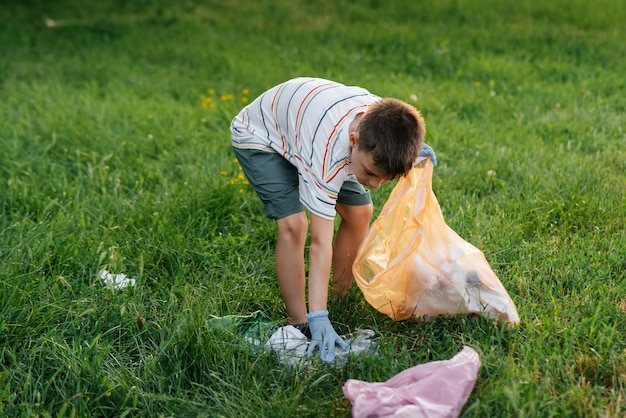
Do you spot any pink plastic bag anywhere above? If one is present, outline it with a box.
[353,158,519,324]
[343,346,481,418]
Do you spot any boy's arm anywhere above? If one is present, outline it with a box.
[306,213,350,363]
[307,213,335,311]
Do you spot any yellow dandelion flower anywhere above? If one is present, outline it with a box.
[220,94,233,101]
[239,189,244,194]
[202,97,214,108]
[475,81,481,87]
[242,88,249,95]
[241,97,248,103]
[219,170,227,175]
[208,89,215,95]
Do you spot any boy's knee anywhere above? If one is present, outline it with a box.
[337,203,373,226]
[360,203,374,220]
[276,212,308,240]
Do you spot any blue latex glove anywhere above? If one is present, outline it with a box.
[305,310,349,363]
[418,143,437,166]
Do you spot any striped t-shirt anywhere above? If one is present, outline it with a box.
[230,77,380,219]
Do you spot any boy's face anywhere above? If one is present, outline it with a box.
[349,144,390,189]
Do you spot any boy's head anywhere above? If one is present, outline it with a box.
[356,98,425,179]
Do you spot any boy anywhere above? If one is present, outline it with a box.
[230,77,435,362]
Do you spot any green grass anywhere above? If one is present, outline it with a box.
[1,0,625,416]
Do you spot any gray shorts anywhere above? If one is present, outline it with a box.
[232,147,371,219]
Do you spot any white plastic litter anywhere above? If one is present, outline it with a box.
[264,326,378,367]
[264,325,309,366]
[334,329,378,367]
[99,269,136,290]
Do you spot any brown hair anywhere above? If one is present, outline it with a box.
[357,98,425,179]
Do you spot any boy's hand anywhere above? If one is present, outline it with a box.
[306,310,349,363]
[418,143,437,166]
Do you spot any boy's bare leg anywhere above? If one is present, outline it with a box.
[275,212,309,324]
[332,203,373,298]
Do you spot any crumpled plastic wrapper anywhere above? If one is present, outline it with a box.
[343,346,481,418]
[264,326,378,367]
[99,269,136,290]
[264,325,309,366]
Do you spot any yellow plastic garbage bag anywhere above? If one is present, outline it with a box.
[353,158,520,324]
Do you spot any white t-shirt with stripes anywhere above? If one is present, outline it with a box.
[231,77,380,220]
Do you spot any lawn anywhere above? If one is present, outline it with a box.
[1,0,625,416]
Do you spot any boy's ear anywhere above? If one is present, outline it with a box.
[349,131,359,148]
